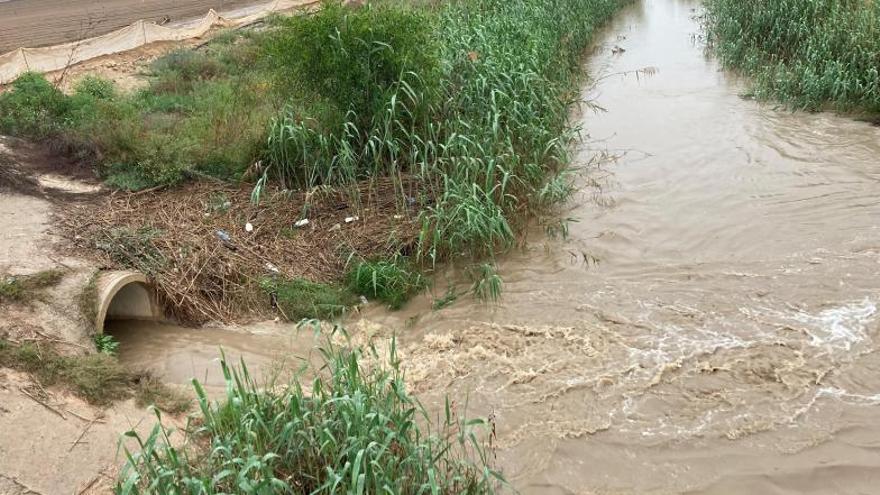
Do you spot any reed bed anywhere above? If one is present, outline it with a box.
[704,0,880,113]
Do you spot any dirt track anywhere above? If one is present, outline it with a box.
[0,0,266,53]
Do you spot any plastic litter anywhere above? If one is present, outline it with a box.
[245,222,254,232]
[215,230,236,250]
[344,216,359,223]
[294,218,309,228]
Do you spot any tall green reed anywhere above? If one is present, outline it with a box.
[704,0,880,113]
[263,0,631,265]
[116,335,503,494]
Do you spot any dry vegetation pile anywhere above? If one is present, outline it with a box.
[60,178,424,323]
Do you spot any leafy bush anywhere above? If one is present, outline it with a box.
[705,0,880,112]
[117,337,502,493]
[266,0,439,124]
[0,72,71,136]
[73,75,116,100]
[347,257,426,309]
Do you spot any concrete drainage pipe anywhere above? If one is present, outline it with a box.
[94,270,163,333]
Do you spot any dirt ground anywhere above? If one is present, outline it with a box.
[0,138,170,495]
[0,0,267,53]
[0,369,168,495]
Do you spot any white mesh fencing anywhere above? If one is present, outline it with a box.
[0,0,316,84]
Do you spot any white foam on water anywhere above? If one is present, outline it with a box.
[791,298,877,351]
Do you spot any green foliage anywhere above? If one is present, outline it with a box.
[0,72,71,136]
[73,75,117,100]
[469,263,502,302]
[116,337,502,494]
[265,0,630,265]
[267,0,439,125]
[94,334,120,356]
[150,49,226,93]
[260,277,357,321]
[347,257,426,309]
[704,0,880,113]
[0,269,64,303]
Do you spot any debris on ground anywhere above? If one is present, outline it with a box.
[59,178,423,323]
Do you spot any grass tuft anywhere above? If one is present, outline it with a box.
[469,263,503,302]
[261,276,358,321]
[347,257,426,309]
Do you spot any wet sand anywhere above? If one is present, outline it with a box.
[0,0,266,53]
[110,0,880,493]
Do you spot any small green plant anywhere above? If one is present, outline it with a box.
[260,276,357,321]
[347,257,426,310]
[0,72,71,137]
[469,263,503,302]
[94,334,120,356]
[116,336,503,493]
[73,76,117,100]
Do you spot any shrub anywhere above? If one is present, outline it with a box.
[266,0,439,124]
[0,72,70,136]
[94,334,120,355]
[347,257,426,309]
[116,337,502,493]
[73,75,116,100]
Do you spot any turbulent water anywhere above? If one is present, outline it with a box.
[111,0,880,492]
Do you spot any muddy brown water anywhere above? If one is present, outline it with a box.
[110,0,880,493]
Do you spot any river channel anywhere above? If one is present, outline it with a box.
[111,1,880,492]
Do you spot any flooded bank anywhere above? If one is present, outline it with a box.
[112,0,880,492]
